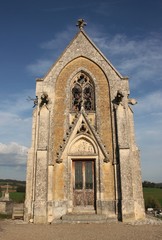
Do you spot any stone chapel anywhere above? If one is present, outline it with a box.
[25,20,145,223]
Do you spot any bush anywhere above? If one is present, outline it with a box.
[17,185,26,192]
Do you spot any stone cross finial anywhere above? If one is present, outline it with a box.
[76,19,87,30]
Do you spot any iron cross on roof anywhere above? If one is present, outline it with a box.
[76,19,87,30]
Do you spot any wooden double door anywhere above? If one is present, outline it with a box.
[72,160,95,208]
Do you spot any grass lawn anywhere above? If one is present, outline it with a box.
[0,192,25,203]
[9,192,25,203]
[143,187,162,208]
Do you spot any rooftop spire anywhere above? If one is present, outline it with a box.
[76,19,87,30]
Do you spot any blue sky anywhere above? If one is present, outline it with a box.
[0,0,162,182]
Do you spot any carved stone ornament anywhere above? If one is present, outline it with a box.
[70,139,95,154]
[128,98,137,105]
[115,90,124,104]
[113,90,124,110]
[76,19,87,30]
[56,158,63,164]
[76,121,90,135]
[40,93,49,107]
[104,157,109,163]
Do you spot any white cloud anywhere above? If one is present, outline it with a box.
[0,89,35,114]
[0,89,34,146]
[132,90,162,182]
[0,142,28,166]
[91,32,162,90]
[27,59,53,76]
[40,27,74,50]
[27,26,75,76]
[134,90,162,115]
[0,142,27,154]
[0,89,34,180]
[27,28,162,92]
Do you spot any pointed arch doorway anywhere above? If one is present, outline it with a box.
[72,159,96,211]
[68,135,98,213]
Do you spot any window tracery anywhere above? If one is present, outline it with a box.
[71,73,95,112]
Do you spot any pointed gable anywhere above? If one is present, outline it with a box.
[56,109,109,163]
[42,29,125,84]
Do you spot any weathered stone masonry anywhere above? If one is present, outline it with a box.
[25,23,145,223]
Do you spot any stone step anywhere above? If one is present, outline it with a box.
[61,213,117,223]
[12,207,24,220]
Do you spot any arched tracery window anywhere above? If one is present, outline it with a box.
[71,73,95,112]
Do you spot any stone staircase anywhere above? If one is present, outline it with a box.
[12,206,24,220]
[59,213,117,224]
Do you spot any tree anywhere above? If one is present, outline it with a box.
[17,185,26,192]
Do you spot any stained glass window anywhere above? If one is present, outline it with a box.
[71,74,95,112]
[72,84,82,111]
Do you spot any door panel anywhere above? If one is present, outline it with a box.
[73,160,95,208]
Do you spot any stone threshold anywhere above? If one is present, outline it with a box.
[52,213,117,224]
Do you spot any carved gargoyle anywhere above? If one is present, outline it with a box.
[128,98,137,105]
[114,90,124,105]
[116,90,124,103]
[40,93,49,107]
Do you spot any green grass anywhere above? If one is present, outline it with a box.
[0,192,25,203]
[143,187,162,208]
[9,192,25,203]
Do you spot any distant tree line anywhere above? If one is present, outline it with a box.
[0,179,26,185]
[142,181,162,189]
[0,179,26,193]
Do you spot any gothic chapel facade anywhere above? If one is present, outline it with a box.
[25,20,145,223]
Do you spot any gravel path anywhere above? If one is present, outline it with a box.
[0,217,162,240]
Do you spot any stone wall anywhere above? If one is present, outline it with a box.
[0,201,13,214]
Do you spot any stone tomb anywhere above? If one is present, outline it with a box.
[25,20,145,223]
[0,190,13,215]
